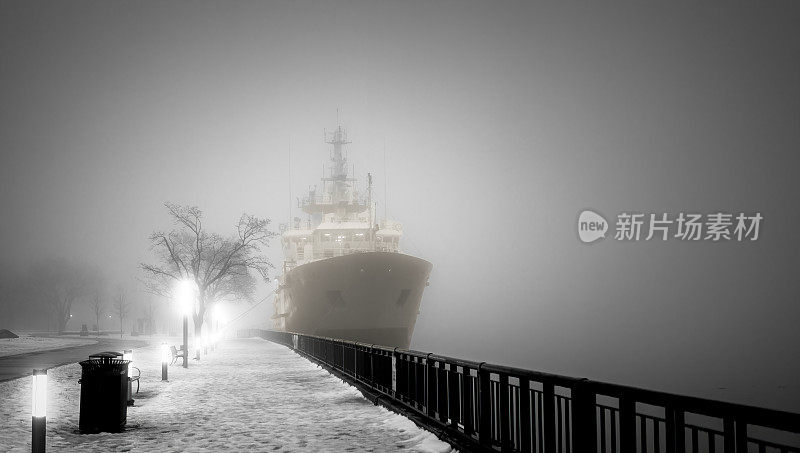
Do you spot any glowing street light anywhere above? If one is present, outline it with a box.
[160,343,169,381]
[31,369,46,453]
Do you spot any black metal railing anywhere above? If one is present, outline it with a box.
[242,329,800,453]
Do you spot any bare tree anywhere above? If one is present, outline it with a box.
[142,296,158,336]
[91,292,105,336]
[28,259,96,333]
[113,286,129,338]
[140,203,275,340]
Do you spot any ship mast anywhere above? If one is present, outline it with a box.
[300,124,366,219]
[326,126,351,190]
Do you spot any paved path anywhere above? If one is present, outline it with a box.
[0,338,454,452]
[0,337,150,382]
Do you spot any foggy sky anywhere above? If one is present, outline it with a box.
[1,1,799,411]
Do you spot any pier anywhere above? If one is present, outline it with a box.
[1,333,798,452]
[0,338,452,452]
[246,329,800,453]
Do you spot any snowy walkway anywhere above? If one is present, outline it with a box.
[0,338,455,452]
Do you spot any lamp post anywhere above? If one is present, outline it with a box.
[161,343,168,381]
[176,280,194,369]
[184,315,189,367]
[31,369,46,453]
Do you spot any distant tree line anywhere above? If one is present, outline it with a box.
[0,259,154,335]
[0,259,98,332]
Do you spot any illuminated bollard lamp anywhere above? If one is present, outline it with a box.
[123,350,135,406]
[31,369,46,453]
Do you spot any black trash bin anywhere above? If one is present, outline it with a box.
[78,352,130,433]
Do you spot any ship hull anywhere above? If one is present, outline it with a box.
[279,252,432,349]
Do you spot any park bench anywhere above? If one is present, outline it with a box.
[129,366,140,393]
[169,345,187,365]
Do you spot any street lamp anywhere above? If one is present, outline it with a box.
[176,279,195,369]
[31,369,46,453]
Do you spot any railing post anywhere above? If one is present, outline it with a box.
[463,370,474,436]
[519,378,531,453]
[391,349,398,398]
[407,356,414,405]
[665,406,676,453]
[416,358,425,409]
[426,354,435,417]
[675,409,685,453]
[499,374,510,450]
[354,345,359,380]
[438,363,449,423]
[543,382,556,453]
[723,416,735,453]
[619,395,636,453]
[478,364,492,447]
[570,379,596,453]
[448,365,460,427]
[368,345,375,385]
[735,419,747,453]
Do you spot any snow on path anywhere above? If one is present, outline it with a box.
[0,338,455,452]
[0,336,97,358]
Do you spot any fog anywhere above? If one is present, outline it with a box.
[1,1,798,411]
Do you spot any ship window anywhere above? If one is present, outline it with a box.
[396,289,411,306]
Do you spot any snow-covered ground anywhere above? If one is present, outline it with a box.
[0,336,97,358]
[0,338,456,452]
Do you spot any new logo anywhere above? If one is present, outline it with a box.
[578,210,608,243]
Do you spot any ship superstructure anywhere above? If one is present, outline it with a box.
[272,126,431,348]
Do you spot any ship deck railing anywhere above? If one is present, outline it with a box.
[308,246,399,260]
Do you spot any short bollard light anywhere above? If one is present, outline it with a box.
[123,350,134,406]
[161,343,169,381]
[31,369,46,453]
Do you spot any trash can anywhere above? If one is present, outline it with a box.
[78,352,130,433]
